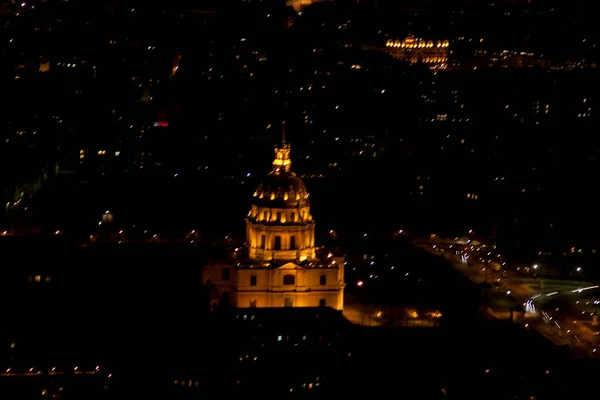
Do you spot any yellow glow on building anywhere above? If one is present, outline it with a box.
[202,123,345,310]
[286,0,328,12]
[272,145,292,173]
[385,35,449,67]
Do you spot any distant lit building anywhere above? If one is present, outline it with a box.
[202,123,345,310]
[385,35,449,67]
[482,49,551,69]
[286,0,330,13]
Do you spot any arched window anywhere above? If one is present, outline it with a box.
[260,234,266,249]
[283,274,295,285]
[276,212,281,222]
[263,211,268,221]
[284,297,294,307]
[290,212,295,222]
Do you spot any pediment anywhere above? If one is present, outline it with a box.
[275,262,304,270]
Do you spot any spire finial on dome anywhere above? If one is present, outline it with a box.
[282,120,287,145]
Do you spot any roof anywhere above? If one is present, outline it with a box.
[276,262,304,270]
[250,140,310,209]
[252,171,309,209]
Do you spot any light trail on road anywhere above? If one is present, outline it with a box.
[415,236,600,357]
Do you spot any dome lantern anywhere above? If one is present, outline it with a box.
[272,121,292,173]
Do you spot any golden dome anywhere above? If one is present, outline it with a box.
[253,171,310,209]
[252,124,310,209]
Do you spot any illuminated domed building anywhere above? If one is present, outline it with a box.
[202,123,345,310]
[385,35,449,67]
[246,137,317,263]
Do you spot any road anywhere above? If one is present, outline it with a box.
[343,295,440,327]
[413,236,600,358]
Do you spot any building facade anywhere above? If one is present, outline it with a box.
[385,35,449,67]
[202,126,345,310]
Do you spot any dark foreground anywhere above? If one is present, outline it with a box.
[0,238,598,399]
